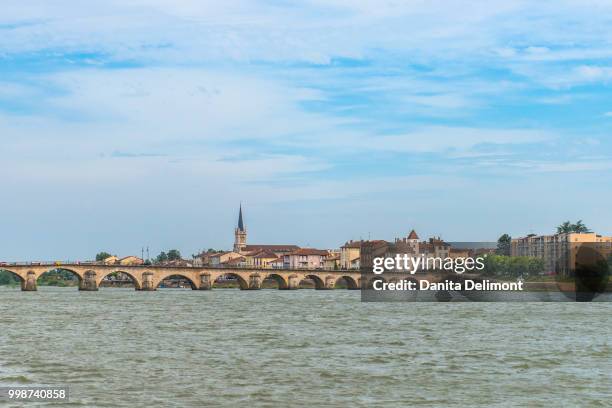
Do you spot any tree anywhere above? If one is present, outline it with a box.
[0,271,18,285]
[572,220,591,233]
[482,254,543,278]
[557,220,591,234]
[557,221,573,233]
[155,252,168,264]
[496,234,512,256]
[95,252,113,261]
[167,249,182,261]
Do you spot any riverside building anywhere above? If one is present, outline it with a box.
[511,232,612,276]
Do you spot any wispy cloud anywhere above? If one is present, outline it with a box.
[1,1,612,258]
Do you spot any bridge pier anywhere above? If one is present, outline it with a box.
[78,271,98,291]
[199,273,212,290]
[318,275,336,290]
[281,274,300,290]
[139,272,156,291]
[243,273,261,290]
[78,282,98,291]
[22,271,37,291]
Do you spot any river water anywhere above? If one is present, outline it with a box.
[0,287,610,407]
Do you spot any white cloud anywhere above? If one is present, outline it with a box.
[508,160,612,173]
[0,0,610,69]
[575,65,612,81]
[2,1,612,257]
[295,126,554,155]
[0,67,340,148]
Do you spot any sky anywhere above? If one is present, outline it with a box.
[1,0,612,260]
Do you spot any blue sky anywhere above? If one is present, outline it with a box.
[1,1,612,260]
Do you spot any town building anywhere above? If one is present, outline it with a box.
[282,248,329,269]
[360,231,452,273]
[118,256,144,266]
[160,259,193,267]
[221,256,247,268]
[209,251,242,267]
[269,257,285,269]
[232,205,300,257]
[241,245,300,257]
[418,237,451,258]
[340,241,361,269]
[449,248,472,259]
[251,250,278,268]
[325,253,340,270]
[193,250,224,266]
[102,255,119,265]
[511,232,612,276]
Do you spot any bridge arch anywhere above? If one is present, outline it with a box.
[37,268,83,287]
[98,270,142,290]
[334,275,359,289]
[43,267,83,277]
[299,274,325,289]
[263,273,288,289]
[212,273,249,290]
[0,268,25,286]
[156,274,198,290]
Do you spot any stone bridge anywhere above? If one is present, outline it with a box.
[1,264,370,291]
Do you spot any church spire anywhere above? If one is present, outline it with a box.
[234,203,247,253]
[238,203,245,232]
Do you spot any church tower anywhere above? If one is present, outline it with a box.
[233,204,247,253]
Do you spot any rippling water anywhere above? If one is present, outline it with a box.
[0,287,610,407]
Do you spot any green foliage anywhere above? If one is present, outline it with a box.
[155,252,168,264]
[496,234,512,256]
[557,220,591,234]
[0,270,20,285]
[167,249,181,261]
[573,220,590,233]
[155,249,182,264]
[95,252,113,261]
[482,255,544,279]
[37,269,78,286]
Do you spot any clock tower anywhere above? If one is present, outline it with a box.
[233,204,247,253]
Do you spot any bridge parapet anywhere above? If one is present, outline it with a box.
[0,264,363,292]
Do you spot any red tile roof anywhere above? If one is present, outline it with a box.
[341,241,362,249]
[253,250,277,259]
[243,245,300,252]
[342,239,387,249]
[221,256,246,265]
[288,248,329,256]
